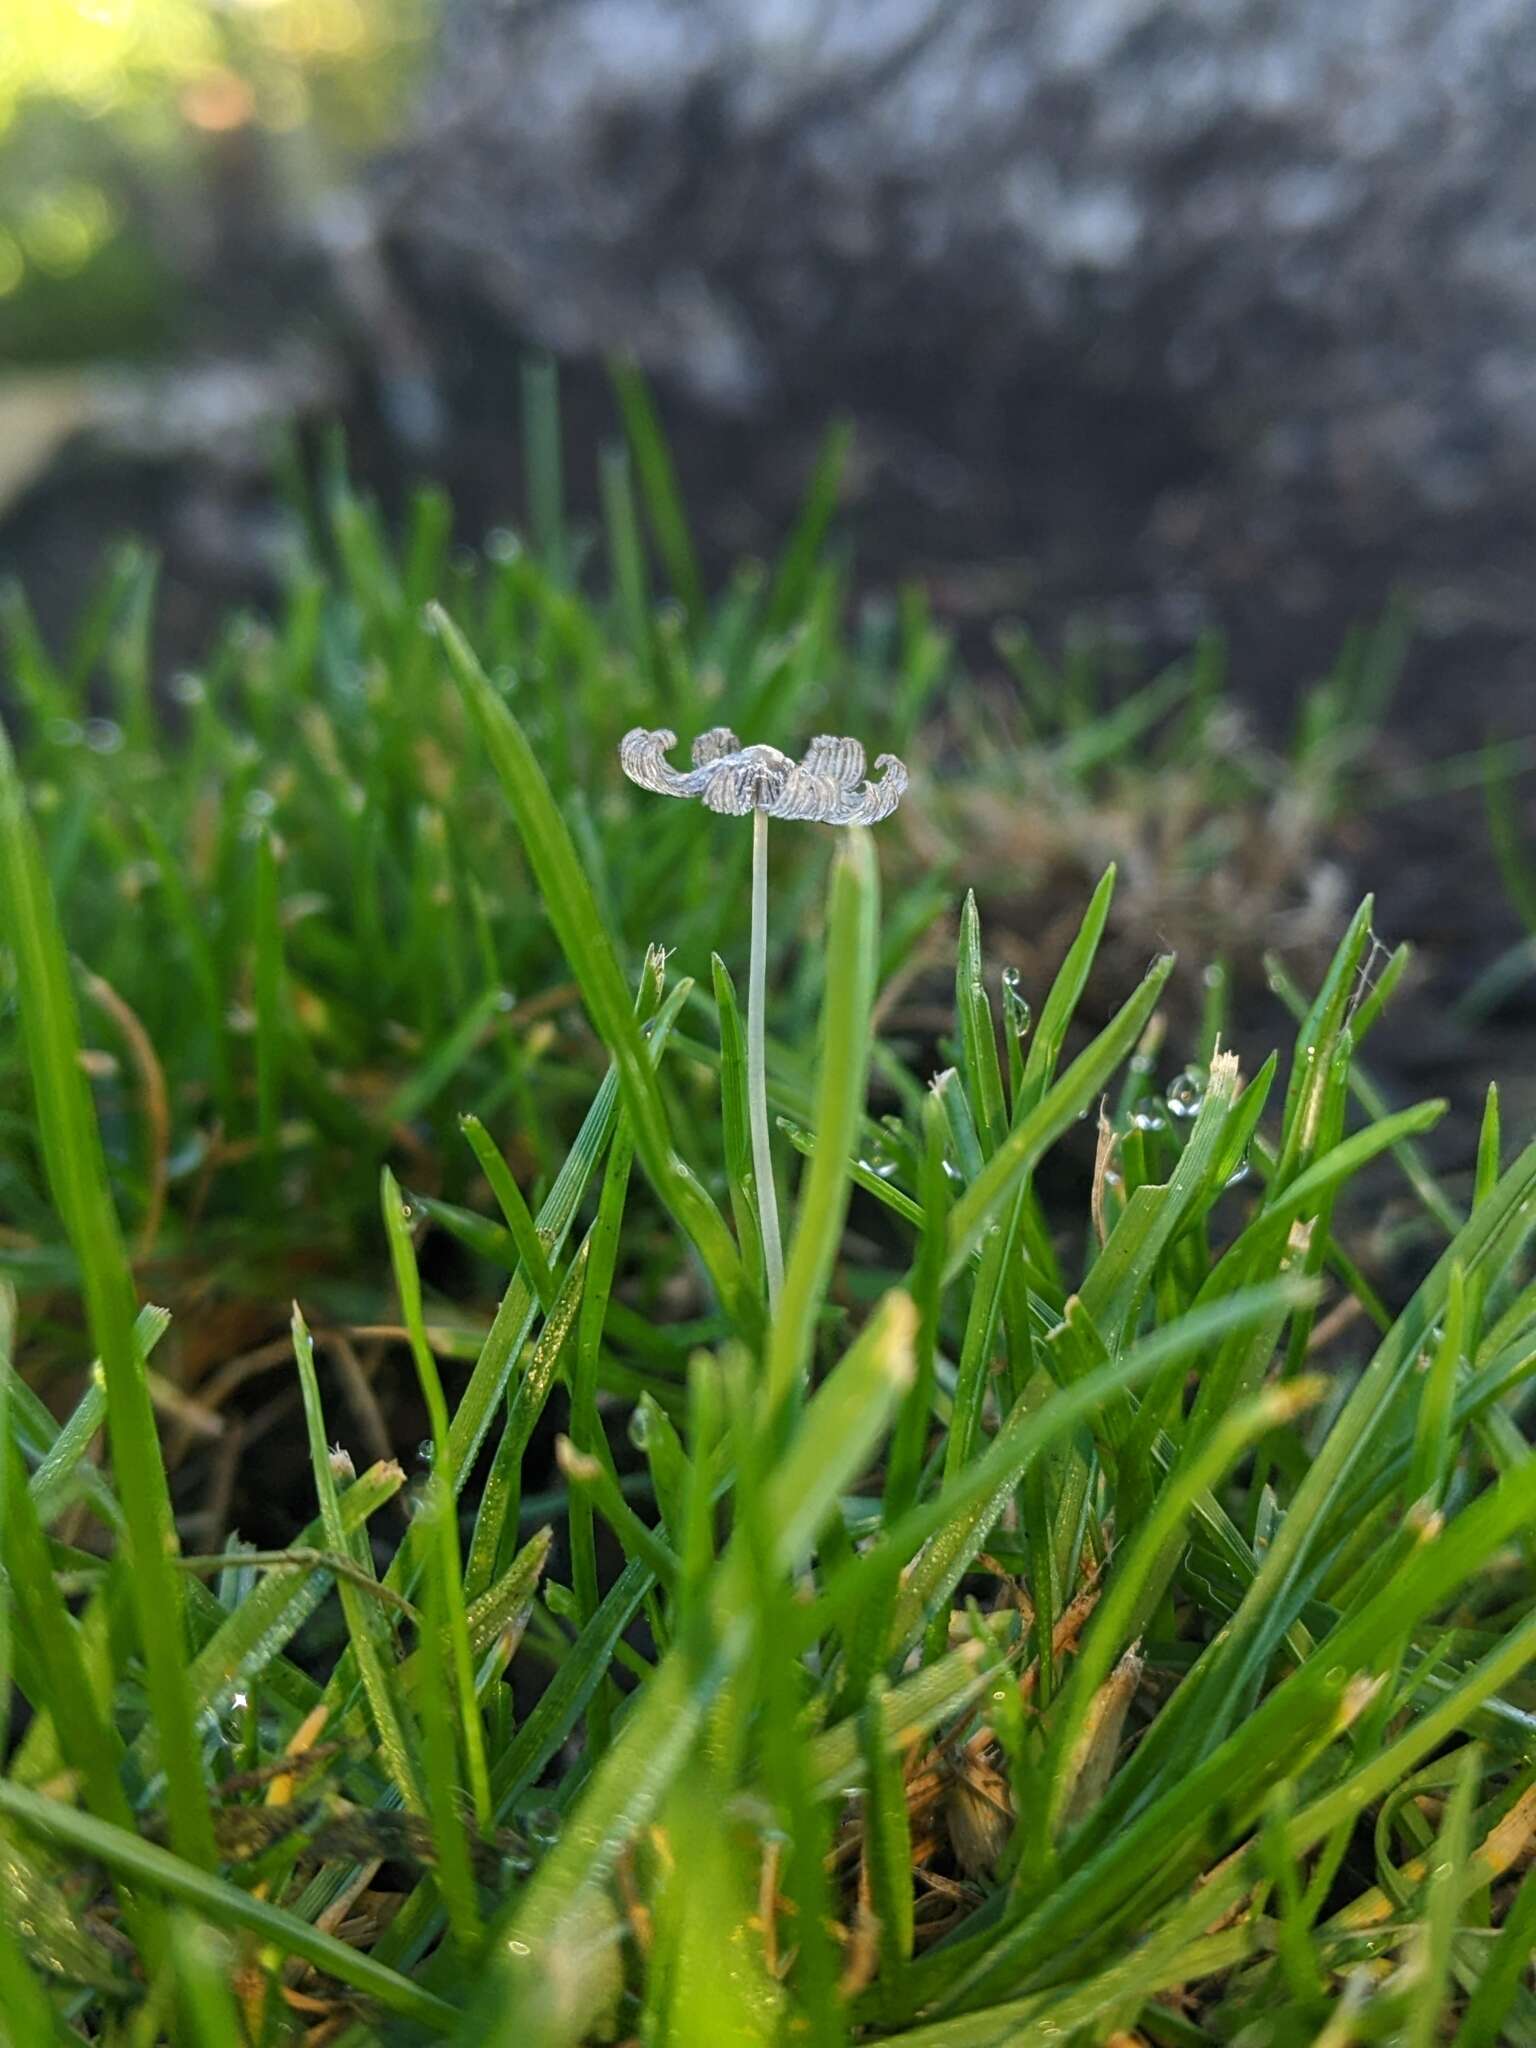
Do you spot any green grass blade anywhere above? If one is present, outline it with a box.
[956,890,1008,1156]
[0,1901,71,2045]
[806,1642,992,1802]
[382,1168,492,1830]
[488,1559,654,1816]
[0,1437,135,1837]
[1406,1743,1481,2048]
[132,1459,402,1768]
[1475,1083,1501,1210]
[167,1913,247,2046]
[874,1281,1312,1653]
[883,1092,952,1520]
[291,1305,422,1808]
[765,419,851,635]
[0,716,214,1866]
[457,1116,557,1310]
[768,1288,916,1568]
[610,360,705,621]
[568,1122,636,1754]
[1409,1261,1465,1506]
[600,441,655,673]
[26,1303,168,1528]
[766,828,880,1414]
[413,1486,485,1953]
[379,984,507,1129]
[252,825,284,1184]
[1268,944,1464,1233]
[0,1782,456,2032]
[1041,1377,1324,1846]
[474,1644,719,2047]
[432,602,749,1328]
[1454,1858,1536,2047]
[1018,863,1117,1108]
[862,1672,915,2014]
[464,1241,589,1601]
[947,952,1175,1277]
[486,1290,915,2042]
[646,1772,781,2043]
[522,355,567,582]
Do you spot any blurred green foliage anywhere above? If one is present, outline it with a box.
[0,0,434,362]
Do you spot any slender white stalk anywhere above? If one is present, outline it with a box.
[748,806,785,1316]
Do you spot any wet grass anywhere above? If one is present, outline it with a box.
[2,371,1536,2042]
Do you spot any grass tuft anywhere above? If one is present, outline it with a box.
[1,368,1534,2041]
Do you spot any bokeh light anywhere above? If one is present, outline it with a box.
[0,0,435,356]
[19,181,116,276]
[0,0,432,132]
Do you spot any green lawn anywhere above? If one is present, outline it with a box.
[1,369,1534,2044]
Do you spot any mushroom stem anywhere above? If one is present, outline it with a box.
[749,806,785,1316]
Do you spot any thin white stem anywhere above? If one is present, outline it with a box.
[749,806,785,1316]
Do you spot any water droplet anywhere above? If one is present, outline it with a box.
[486,527,521,563]
[44,717,81,749]
[1001,970,1031,1038]
[941,1158,965,1186]
[169,670,206,706]
[627,1405,652,1450]
[83,718,124,755]
[244,788,277,820]
[1225,1160,1252,1189]
[863,1138,901,1181]
[1130,1108,1167,1134]
[526,1805,560,1846]
[1165,1067,1207,1120]
[416,1439,435,1466]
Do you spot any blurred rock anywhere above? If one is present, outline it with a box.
[382,0,1536,714]
[0,345,339,651]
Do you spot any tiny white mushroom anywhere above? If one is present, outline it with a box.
[620,727,907,1318]
[619,727,907,826]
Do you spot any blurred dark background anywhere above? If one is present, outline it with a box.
[2,1,1534,1028]
[4,0,1535,708]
